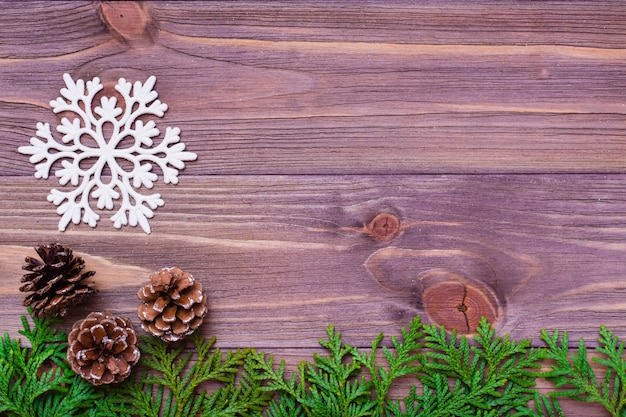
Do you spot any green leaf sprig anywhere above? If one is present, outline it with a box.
[541,325,626,417]
[0,308,101,417]
[91,333,272,417]
[419,317,544,416]
[2,308,626,416]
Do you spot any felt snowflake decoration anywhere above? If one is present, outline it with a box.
[18,73,196,234]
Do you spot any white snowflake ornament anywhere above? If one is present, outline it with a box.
[18,73,197,234]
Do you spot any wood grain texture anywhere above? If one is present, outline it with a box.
[1,2,626,414]
[1,175,626,346]
[2,1,626,175]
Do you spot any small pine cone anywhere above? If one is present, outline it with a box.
[20,243,97,318]
[137,267,207,342]
[67,311,140,385]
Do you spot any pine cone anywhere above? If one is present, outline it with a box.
[67,311,140,385]
[20,243,97,318]
[137,267,207,342]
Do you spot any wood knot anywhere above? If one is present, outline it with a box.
[100,2,153,45]
[365,213,400,241]
[422,281,499,335]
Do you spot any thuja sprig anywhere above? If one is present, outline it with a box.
[251,324,377,417]
[541,325,626,417]
[515,391,565,417]
[420,317,544,416]
[352,315,424,415]
[6,306,626,416]
[422,318,541,416]
[386,377,474,417]
[251,316,547,417]
[305,325,375,416]
[375,318,544,417]
[0,309,101,417]
[101,333,272,417]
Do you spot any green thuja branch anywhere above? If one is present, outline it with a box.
[104,333,272,417]
[420,317,543,416]
[249,352,309,417]
[514,391,565,417]
[0,309,101,417]
[304,325,374,416]
[7,307,626,416]
[252,324,376,417]
[352,315,423,415]
[386,376,474,417]
[254,317,543,417]
[200,352,274,416]
[541,326,626,417]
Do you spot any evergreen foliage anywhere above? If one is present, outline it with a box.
[418,317,543,416]
[251,316,543,416]
[0,309,101,417]
[541,326,626,417]
[90,333,273,417]
[1,309,626,416]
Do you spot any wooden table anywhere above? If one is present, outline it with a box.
[1,2,625,415]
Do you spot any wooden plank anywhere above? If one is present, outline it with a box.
[0,1,106,59]
[1,2,625,413]
[2,1,626,175]
[1,175,626,348]
[150,1,626,48]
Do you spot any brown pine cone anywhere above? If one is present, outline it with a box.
[20,243,97,318]
[137,267,207,342]
[67,311,140,385]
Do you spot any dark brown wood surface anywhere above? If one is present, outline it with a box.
[1,2,626,415]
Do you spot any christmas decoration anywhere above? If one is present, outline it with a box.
[137,267,207,342]
[4,308,619,416]
[67,311,140,385]
[19,243,96,318]
[18,73,197,234]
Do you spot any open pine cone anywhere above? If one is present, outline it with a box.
[67,311,140,385]
[20,243,97,318]
[137,267,207,342]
